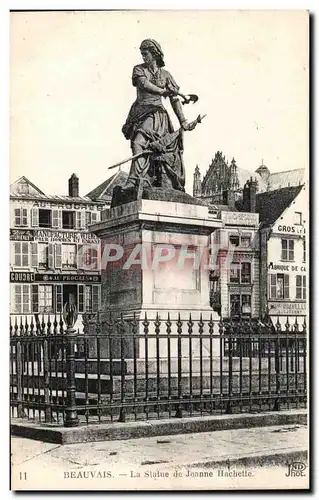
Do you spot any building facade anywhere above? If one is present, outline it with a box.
[257,185,307,324]
[10,175,108,330]
[209,192,260,319]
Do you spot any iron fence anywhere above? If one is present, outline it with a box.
[10,310,307,427]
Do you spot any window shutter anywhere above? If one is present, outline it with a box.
[48,243,54,269]
[32,284,39,313]
[14,285,22,313]
[303,276,306,299]
[77,244,84,269]
[22,242,29,267]
[78,285,84,313]
[14,242,21,266]
[55,243,62,269]
[92,285,100,312]
[270,274,276,299]
[31,208,39,227]
[52,210,62,228]
[55,284,63,313]
[86,211,92,228]
[52,210,59,228]
[81,211,86,229]
[75,212,81,230]
[58,211,62,228]
[22,285,30,313]
[284,274,289,299]
[30,242,38,267]
[21,209,28,226]
[14,208,21,227]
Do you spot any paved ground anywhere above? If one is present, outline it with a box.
[11,424,309,491]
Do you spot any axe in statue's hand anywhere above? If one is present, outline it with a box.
[163,86,199,105]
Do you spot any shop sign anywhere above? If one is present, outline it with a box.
[32,201,99,210]
[268,263,306,272]
[34,273,101,283]
[268,301,307,315]
[35,230,99,244]
[275,224,305,235]
[10,272,35,283]
[222,212,259,226]
[10,229,34,241]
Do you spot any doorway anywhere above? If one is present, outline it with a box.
[62,284,77,309]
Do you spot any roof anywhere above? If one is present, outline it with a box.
[86,170,129,201]
[236,185,304,227]
[10,193,102,203]
[267,168,305,191]
[10,176,104,204]
[10,176,46,197]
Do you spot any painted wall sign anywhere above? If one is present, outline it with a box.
[35,230,99,244]
[10,229,35,241]
[268,263,306,273]
[221,211,259,226]
[32,201,101,210]
[268,301,307,315]
[10,272,35,282]
[34,273,101,283]
[276,225,306,235]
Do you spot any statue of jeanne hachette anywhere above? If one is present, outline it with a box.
[120,39,199,193]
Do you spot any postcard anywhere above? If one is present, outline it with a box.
[10,9,309,491]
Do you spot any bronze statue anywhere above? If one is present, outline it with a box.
[111,39,205,203]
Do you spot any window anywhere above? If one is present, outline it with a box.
[294,212,302,225]
[296,275,306,300]
[303,239,306,262]
[229,234,251,248]
[230,265,240,283]
[229,235,239,247]
[32,284,53,313]
[38,243,48,268]
[62,211,75,229]
[230,295,240,317]
[14,285,30,313]
[14,208,28,227]
[269,273,289,299]
[38,285,53,313]
[281,239,294,261]
[14,242,29,267]
[241,294,252,315]
[62,244,77,269]
[229,262,251,284]
[241,235,251,248]
[230,294,251,318]
[241,262,251,284]
[78,285,100,313]
[38,209,51,228]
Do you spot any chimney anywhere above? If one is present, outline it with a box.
[222,189,236,208]
[243,177,258,212]
[68,173,79,197]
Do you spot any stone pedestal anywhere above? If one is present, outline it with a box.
[91,195,222,358]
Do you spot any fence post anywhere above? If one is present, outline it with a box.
[16,317,24,418]
[63,300,79,427]
[273,317,281,411]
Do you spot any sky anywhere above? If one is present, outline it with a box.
[10,10,308,196]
